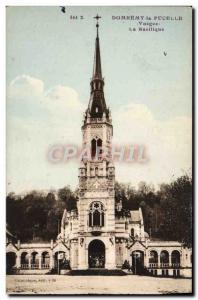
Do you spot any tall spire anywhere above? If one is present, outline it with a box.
[86,15,109,119]
[93,14,102,79]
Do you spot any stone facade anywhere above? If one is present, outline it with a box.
[6,21,192,278]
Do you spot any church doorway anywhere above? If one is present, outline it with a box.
[54,251,66,273]
[132,251,144,275]
[88,239,105,268]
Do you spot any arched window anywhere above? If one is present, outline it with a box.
[89,202,105,227]
[97,139,102,158]
[171,250,180,264]
[93,210,100,226]
[91,138,103,159]
[160,250,169,263]
[30,251,39,269]
[42,252,50,265]
[97,138,102,148]
[91,139,96,158]
[95,167,98,176]
[31,252,39,265]
[21,252,29,265]
[149,250,158,263]
[131,228,134,237]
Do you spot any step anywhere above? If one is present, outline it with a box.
[69,269,127,276]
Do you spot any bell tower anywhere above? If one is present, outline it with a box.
[77,15,116,270]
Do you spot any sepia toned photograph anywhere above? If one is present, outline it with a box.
[6,6,192,295]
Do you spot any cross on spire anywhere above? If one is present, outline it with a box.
[94,14,101,36]
[94,14,101,24]
[92,14,102,80]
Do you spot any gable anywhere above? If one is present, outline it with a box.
[52,242,69,253]
[6,242,18,253]
[129,240,146,252]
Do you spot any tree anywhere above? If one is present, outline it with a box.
[6,175,192,246]
[58,186,77,211]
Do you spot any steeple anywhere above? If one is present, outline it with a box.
[87,15,109,119]
[92,20,102,79]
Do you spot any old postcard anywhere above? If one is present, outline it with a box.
[6,6,192,295]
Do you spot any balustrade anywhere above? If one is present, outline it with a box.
[149,263,158,268]
[20,263,50,269]
[160,263,170,268]
[149,262,180,269]
[41,263,50,269]
[31,264,39,269]
[20,264,29,269]
[172,263,180,268]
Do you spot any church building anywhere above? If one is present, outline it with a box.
[6,18,192,278]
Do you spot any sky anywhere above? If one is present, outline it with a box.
[6,6,192,194]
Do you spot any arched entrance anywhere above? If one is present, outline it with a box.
[88,240,105,268]
[132,251,144,275]
[171,250,180,266]
[21,252,29,269]
[41,251,50,269]
[54,251,66,273]
[6,252,16,274]
[149,250,158,264]
[160,250,169,265]
[30,251,39,269]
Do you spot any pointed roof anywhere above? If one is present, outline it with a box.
[92,25,102,80]
[86,17,109,119]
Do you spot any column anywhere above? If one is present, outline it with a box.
[106,238,116,269]
[39,254,42,269]
[123,242,128,263]
[158,252,160,267]
[180,252,184,268]
[16,253,21,268]
[178,252,181,268]
[50,254,54,269]
[17,240,21,249]
[85,246,88,269]
[50,239,54,249]
[144,250,149,268]
[168,252,171,267]
[187,251,191,267]
[28,254,31,269]
[78,239,86,269]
